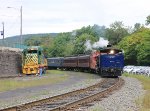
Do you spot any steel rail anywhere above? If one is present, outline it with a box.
[49,78,124,111]
[1,78,108,111]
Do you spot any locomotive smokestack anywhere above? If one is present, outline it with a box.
[107,44,112,47]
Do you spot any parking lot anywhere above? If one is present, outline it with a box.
[123,66,150,77]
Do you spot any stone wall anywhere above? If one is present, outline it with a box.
[0,47,22,77]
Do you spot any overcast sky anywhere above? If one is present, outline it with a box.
[0,0,150,38]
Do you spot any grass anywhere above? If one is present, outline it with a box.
[0,70,68,92]
[46,69,66,74]
[123,73,150,111]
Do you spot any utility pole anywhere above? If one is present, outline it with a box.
[7,6,23,46]
[20,6,22,45]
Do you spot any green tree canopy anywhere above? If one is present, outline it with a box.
[75,25,99,40]
[105,21,129,45]
[24,24,106,57]
[118,27,150,65]
[73,33,97,54]
[48,32,73,57]
[133,23,142,32]
[146,15,150,25]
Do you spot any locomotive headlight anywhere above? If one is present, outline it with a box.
[110,50,114,54]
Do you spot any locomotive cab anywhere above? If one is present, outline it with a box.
[22,46,47,75]
[98,48,124,77]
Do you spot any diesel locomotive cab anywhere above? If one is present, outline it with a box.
[22,46,47,75]
[98,48,124,77]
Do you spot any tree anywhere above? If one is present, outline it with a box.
[75,25,99,41]
[118,28,150,65]
[92,24,106,37]
[146,15,150,25]
[73,33,97,54]
[133,23,142,32]
[48,32,73,57]
[105,21,129,45]
[72,25,106,55]
[24,37,42,46]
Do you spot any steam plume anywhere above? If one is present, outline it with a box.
[85,37,109,51]
[93,38,108,48]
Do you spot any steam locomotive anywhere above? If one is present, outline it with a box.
[47,46,124,77]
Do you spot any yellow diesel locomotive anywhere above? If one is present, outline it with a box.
[22,46,47,75]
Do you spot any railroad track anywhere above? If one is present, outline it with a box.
[1,77,124,111]
[0,74,38,79]
[0,76,20,79]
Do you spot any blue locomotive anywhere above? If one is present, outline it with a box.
[47,47,124,77]
[98,48,124,77]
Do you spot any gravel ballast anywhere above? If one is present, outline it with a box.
[0,73,145,111]
[0,71,101,109]
[88,77,145,111]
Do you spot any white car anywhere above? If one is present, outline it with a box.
[123,66,134,73]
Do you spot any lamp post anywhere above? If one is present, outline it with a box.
[7,6,22,45]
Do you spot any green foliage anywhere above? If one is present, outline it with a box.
[48,32,74,57]
[146,15,150,25]
[72,25,105,55]
[118,28,150,65]
[24,35,54,46]
[23,25,106,57]
[105,21,129,45]
[73,33,97,54]
[47,25,105,56]
[91,24,106,37]
[0,33,57,47]
[75,25,99,40]
[133,23,142,32]
[24,35,54,57]
[24,37,41,46]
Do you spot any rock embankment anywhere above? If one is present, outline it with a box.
[0,47,22,77]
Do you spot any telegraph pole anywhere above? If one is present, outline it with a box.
[2,22,4,46]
